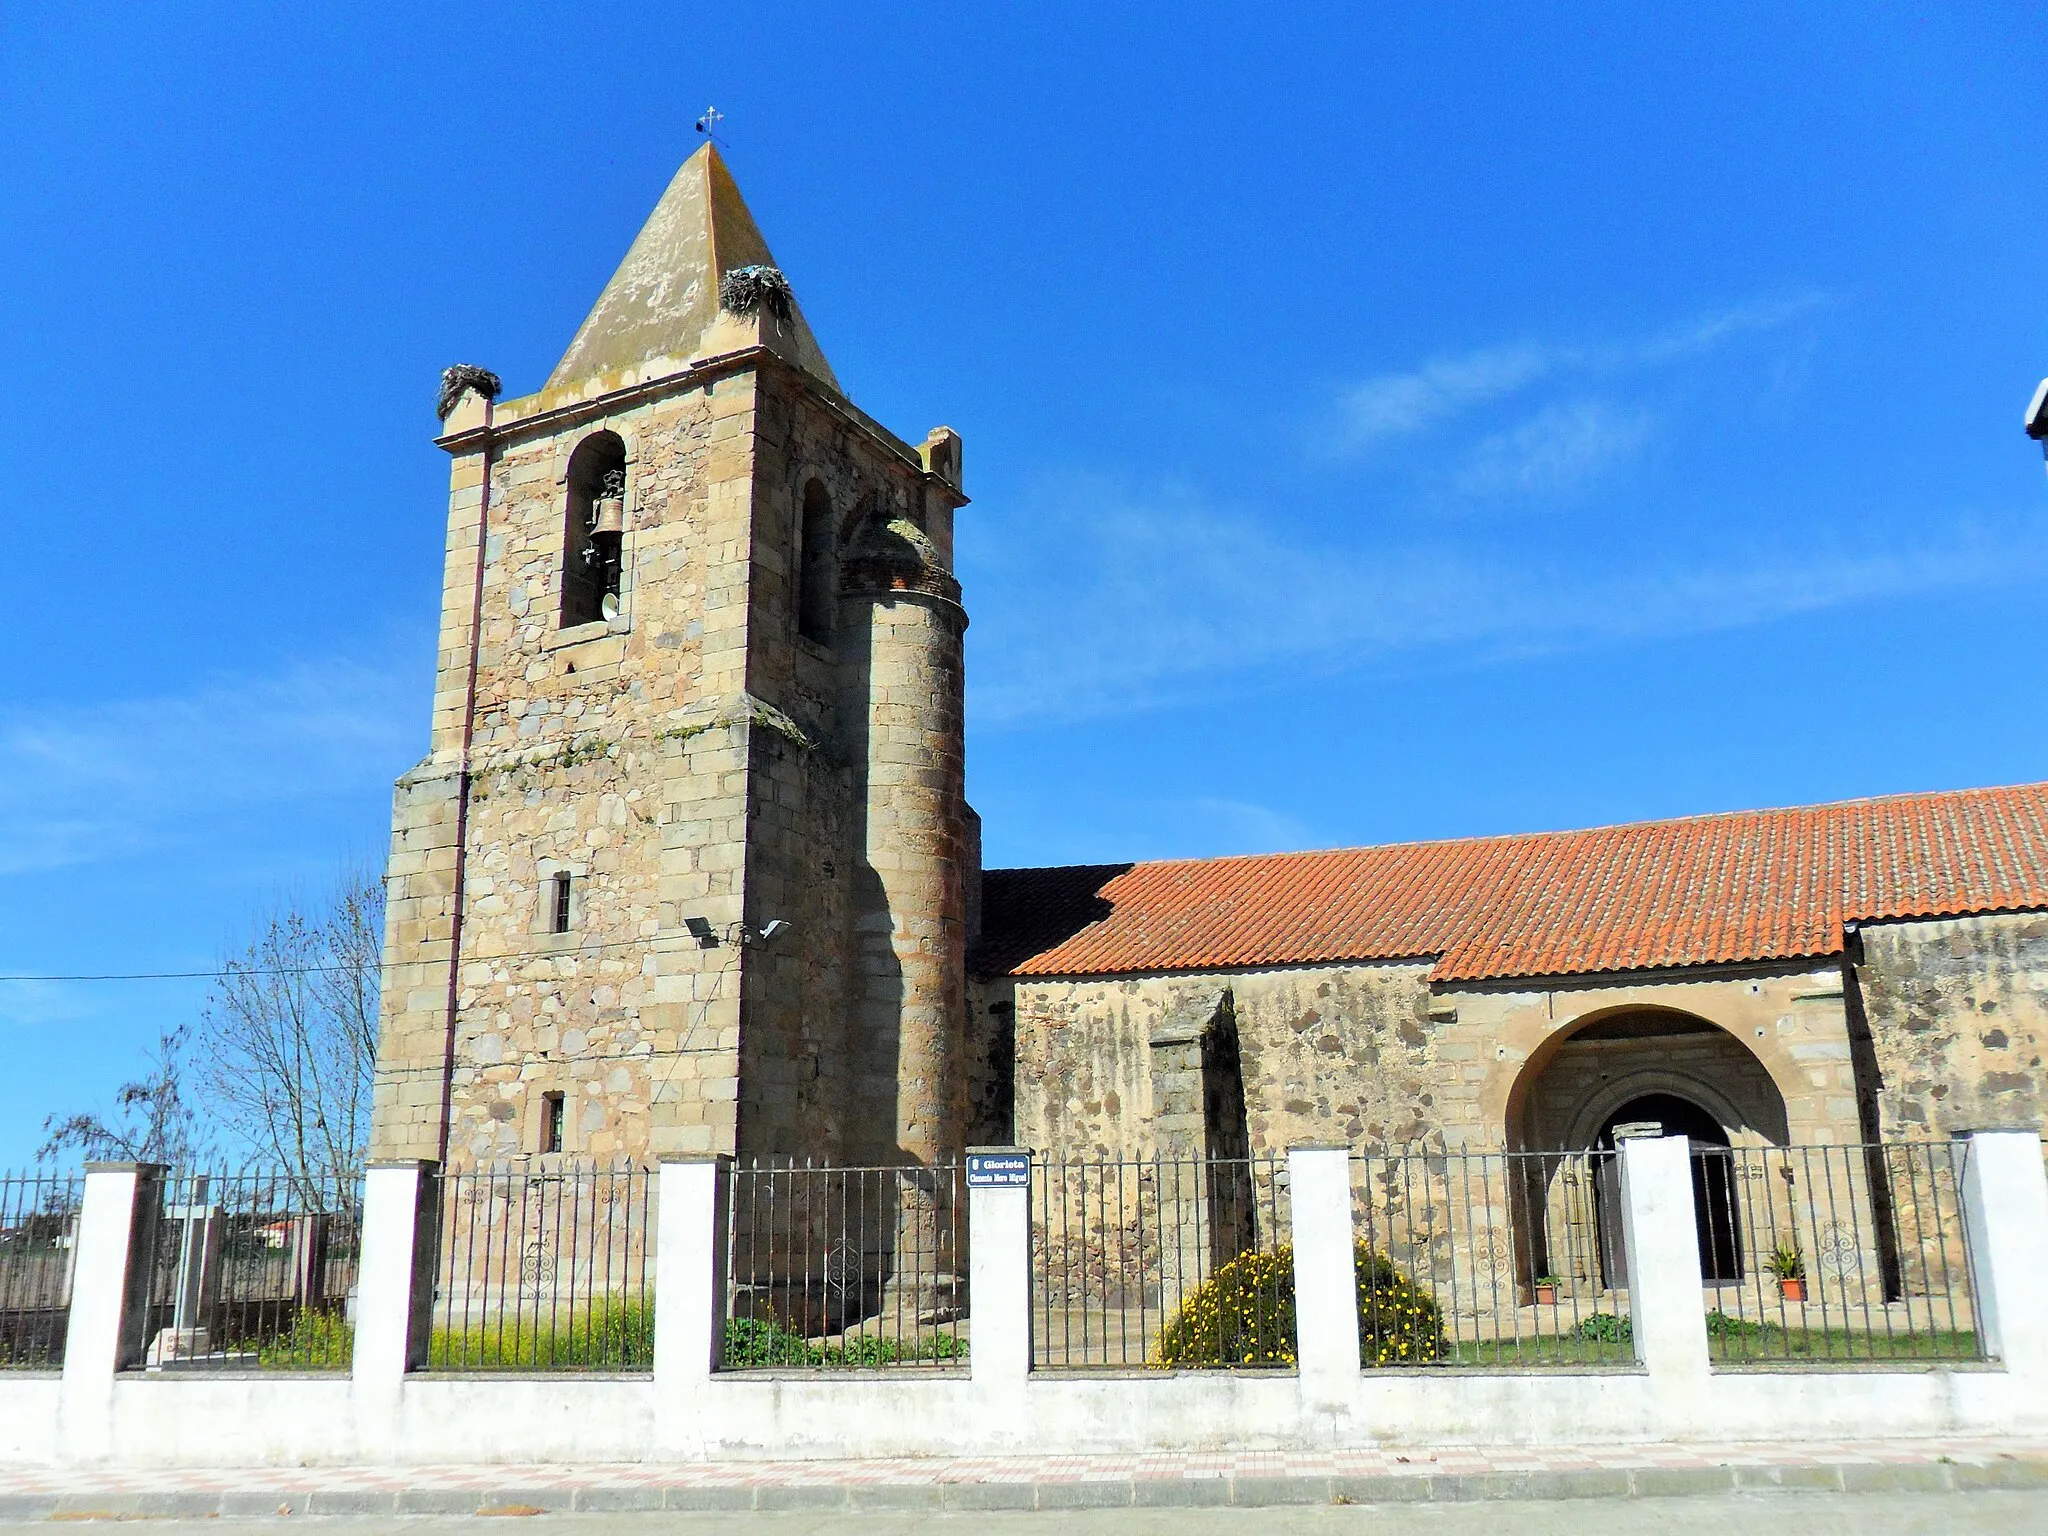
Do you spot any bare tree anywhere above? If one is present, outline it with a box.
[39,1022,213,1167]
[194,865,384,1195]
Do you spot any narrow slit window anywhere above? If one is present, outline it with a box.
[550,872,573,934]
[797,479,835,645]
[540,1091,566,1155]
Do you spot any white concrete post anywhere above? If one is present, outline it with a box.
[653,1156,729,1458]
[654,1157,730,1387]
[967,1148,1033,1386]
[1957,1128,2048,1378]
[350,1160,437,1456]
[1618,1133,1709,1381]
[1287,1146,1359,1405]
[59,1162,164,1461]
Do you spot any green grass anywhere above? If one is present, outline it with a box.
[215,1302,1989,1374]
[1430,1310,1980,1368]
[1708,1324,1979,1363]
[1442,1316,1634,1367]
[721,1315,966,1369]
[256,1309,354,1369]
[429,1295,655,1371]
[243,1302,966,1373]
[1442,1339,1637,1367]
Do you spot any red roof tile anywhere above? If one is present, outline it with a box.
[978,783,2048,983]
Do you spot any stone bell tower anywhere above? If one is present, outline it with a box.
[368,144,972,1174]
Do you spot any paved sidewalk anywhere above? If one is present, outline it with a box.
[1,1439,2045,1520]
[1,1493,2043,1535]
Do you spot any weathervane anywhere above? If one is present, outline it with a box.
[694,106,727,148]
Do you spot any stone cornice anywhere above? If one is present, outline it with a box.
[433,349,967,509]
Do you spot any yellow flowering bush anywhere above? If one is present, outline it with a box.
[1354,1246,1448,1366]
[1151,1242,1446,1369]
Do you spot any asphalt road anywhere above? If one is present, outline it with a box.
[3,1489,2042,1533]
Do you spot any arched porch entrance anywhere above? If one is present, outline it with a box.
[1506,1007,1789,1296]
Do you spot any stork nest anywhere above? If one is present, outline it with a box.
[719,265,794,322]
[437,364,503,422]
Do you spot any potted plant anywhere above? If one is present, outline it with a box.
[1765,1242,1806,1301]
[1533,1275,1562,1305]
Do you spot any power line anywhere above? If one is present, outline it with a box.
[371,1041,736,1080]
[1,929,756,1079]
[0,931,729,985]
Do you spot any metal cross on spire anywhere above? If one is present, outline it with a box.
[694,106,727,148]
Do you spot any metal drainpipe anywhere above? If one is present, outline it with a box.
[437,397,496,1167]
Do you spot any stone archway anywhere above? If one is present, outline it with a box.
[1512,1007,1791,1152]
[1504,1007,1790,1296]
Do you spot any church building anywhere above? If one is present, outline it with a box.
[368,147,2048,1183]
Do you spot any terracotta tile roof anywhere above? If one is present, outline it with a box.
[977,782,2048,983]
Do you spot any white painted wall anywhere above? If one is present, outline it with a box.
[2,1137,2043,1469]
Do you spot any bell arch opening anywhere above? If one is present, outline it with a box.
[561,432,627,629]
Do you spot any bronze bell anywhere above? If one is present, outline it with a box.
[591,496,625,536]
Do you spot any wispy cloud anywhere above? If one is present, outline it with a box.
[0,660,421,877]
[1627,292,1833,365]
[1338,346,1552,447]
[0,977,102,1032]
[966,479,2043,728]
[1333,291,1831,456]
[1454,399,1653,498]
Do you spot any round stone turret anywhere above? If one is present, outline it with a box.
[838,491,969,1168]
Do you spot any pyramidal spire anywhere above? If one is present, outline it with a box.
[544,144,840,394]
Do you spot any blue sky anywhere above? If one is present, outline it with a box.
[2,3,2045,1167]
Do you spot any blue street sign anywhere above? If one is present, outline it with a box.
[966,1151,1031,1188]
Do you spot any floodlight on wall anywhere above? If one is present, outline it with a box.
[755,919,791,943]
[684,916,719,948]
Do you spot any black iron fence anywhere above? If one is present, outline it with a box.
[428,1162,655,1371]
[1700,1142,1979,1365]
[723,1160,966,1370]
[1030,1154,1291,1370]
[0,1170,83,1368]
[133,1171,361,1371]
[1350,1149,1635,1367]
[16,1137,1999,1380]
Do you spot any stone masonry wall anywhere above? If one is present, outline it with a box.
[731,374,968,1166]
[1228,964,1441,1153]
[1853,912,2048,1138]
[1003,926,2048,1160]
[1008,964,1447,1161]
[372,366,765,1168]
[1005,958,1897,1161]
[372,347,972,1174]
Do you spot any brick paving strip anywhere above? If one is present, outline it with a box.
[2,1440,2045,1520]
